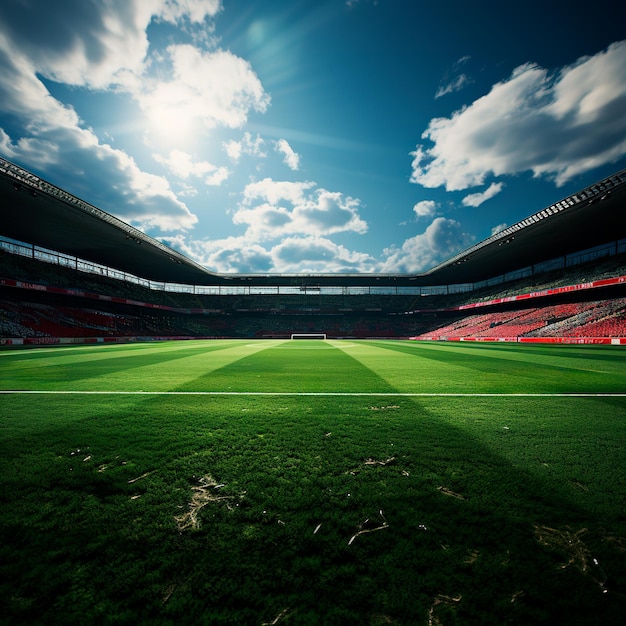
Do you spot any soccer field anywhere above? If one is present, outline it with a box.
[1,340,625,624]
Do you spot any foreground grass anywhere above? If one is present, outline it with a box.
[1,341,625,624]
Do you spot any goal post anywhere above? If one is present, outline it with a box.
[290,333,327,340]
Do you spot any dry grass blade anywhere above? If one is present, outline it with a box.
[463,548,479,564]
[364,457,396,466]
[261,607,291,625]
[348,510,389,545]
[437,486,465,500]
[128,471,154,484]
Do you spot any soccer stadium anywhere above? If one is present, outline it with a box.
[1,155,626,624]
[2,156,625,345]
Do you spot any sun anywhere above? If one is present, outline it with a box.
[142,84,200,150]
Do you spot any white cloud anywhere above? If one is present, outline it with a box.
[185,234,377,273]
[243,178,314,205]
[138,45,269,147]
[491,223,508,236]
[272,237,376,273]
[461,182,504,207]
[0,35,196,232]
[381,217,475,273]
[413,200,438,219]
[195,236,275,273]
[0,0,266,233]
[0,1,148,90]
[0,37,81,128]
[153,149,229,186]
[241,132,267,158]
[435,56,472,99]
[411,41,626,191]
[223,139,243,162]
[0,129,12,154]
[274,139,301,170]
[0,1,269,147]
[235,178,368,240]
[435,74,472,99]
[0,1,222,92]
[159,0,222,24]
[0,90,197,233]
[203,167,230,186]
[167,213,475,275]
[222,132,268,163]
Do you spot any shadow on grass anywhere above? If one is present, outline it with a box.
[1,389,625,623]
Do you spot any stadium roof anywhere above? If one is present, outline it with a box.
[2,156,625,288]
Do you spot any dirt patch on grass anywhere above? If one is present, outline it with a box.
[428,594,462,626]
[534,524,607,591]
[175,474,240,531]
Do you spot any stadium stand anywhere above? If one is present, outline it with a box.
[1,156,625,345]
[412,298,626,341]
[2,246,625,342]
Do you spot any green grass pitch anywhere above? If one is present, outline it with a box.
[1,339,625,625]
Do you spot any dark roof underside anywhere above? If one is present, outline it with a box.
[1,158,625,288]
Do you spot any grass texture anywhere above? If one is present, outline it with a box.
[1,340,625,625]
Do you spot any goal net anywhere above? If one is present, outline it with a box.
[290,333,327,340]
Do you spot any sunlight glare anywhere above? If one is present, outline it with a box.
[143,85,199,149]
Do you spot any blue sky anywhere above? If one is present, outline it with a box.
[1,0,625,275]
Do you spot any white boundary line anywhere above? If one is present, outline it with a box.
[1,390,625,397]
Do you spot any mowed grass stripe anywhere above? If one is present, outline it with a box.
[2,334,624,397]
[0,340,285,392]
[357,340,626,394]
[1,339,624,394]
[334,339,471,394]
[336,339,540,394]
[174,339,397,393]
[369,339,625,374]
[2,390,625,396]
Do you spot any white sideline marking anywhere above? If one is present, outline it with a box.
[1,390,625,397]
